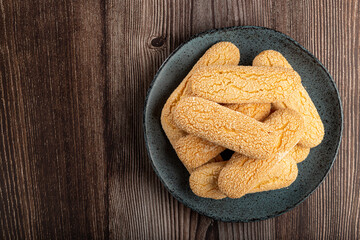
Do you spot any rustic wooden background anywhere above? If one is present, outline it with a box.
[1,0,359,239]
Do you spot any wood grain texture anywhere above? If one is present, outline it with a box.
[1,0,359,239]
[0,0,107,238]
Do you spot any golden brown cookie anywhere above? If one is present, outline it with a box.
[174,103,271,172]
[247,154,298,193]
[190,65,301,104]
[263,109,305,159]
[174,136,224,172]
[223,152,298,194]
[226,103,271,121]
[173,97,275,160]
[253,50,293,69]
[288,145,310,163]
[190,152,298,199]
[252,50,324,148]
[189,161,227,199]
[161,42,240,146]
[217,108,304,198]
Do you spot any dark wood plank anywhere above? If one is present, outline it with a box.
[0,0,107,238]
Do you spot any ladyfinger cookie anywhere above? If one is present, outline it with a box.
[174,136,224,172]
[252,50,293,69]
[263,109,305,159]
[189,161,227,199]
[288,145,310,163]
[190,153,297,199]
[226,103,271,121]
[218,108,304,198]
[173,97,275,160]
[247,154,298,193]
[174,103,271,172]
[161,42,240,146]
[225,152,298,194]
[190,65,301,104]
[252,50,324,148]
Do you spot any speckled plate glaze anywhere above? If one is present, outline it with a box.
[143,26,343,222]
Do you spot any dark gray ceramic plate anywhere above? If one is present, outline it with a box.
[143,26,343,222]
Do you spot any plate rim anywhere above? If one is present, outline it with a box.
[143,25,343,222]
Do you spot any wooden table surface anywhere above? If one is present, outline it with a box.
[1,0,359,239]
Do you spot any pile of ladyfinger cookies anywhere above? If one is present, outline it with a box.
[161,42,324,199]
